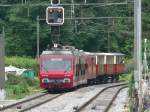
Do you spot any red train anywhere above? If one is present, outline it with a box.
[39,46,125,90]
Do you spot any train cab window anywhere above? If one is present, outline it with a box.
[42,58,71,71]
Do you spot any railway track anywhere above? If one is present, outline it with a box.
[0,92,63,112]
[0,82,128,112]
[75,83,128,112]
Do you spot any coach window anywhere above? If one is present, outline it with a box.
[76,64,79,77]
[81,64,85,75]
[120,56,125,64]
[98,56,104,64]
[106,56,114,64]
[79,59,82,76]
[116,56,121,64]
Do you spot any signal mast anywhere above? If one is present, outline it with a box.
[46,0,64,49]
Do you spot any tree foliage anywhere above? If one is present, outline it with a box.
[0,0,149,58]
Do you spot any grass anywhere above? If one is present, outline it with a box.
[120,72,135,97]
[120,72,132,81]
[120,72,136,112]
[5,75,41,99]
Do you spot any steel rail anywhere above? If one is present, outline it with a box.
[75,83,128,112]
[19,94,63,112]
[0,92,48,111]
[104,85,128,112]
[0,92,63,112]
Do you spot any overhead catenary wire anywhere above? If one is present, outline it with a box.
[0,1,134,7]
[38,16,133,21]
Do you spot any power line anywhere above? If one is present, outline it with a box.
[65,17,133,20]
[39,16,133,21]
[0,1,134,7]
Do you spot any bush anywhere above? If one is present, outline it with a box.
[25,77,39,88]
[119,72,132,81]
[5,56,39,76]
[5,75,40,99]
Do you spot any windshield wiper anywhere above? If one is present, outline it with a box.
[41,65,49,73]
[64,66,70,73]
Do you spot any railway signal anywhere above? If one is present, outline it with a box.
[46,7,64,26]
[51,0,60,5]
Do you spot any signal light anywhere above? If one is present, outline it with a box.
[49,9,53,14]
[57,9,62,13]
[46,7,64,26]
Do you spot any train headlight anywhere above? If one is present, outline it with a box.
[42,78,49,83]
[63,78,70,83]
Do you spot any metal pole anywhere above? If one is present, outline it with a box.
[107,32,110,52]
[134,0,142,111]
[21,0,24,5]
[0,27,5,100]
[37,16,40,59]
[25,0,27,4]
[71,0,74,19]
[107,19,110,52]
[27,7,30,17]
[143,39,147,80]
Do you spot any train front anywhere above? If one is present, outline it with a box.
[39,51,74,90]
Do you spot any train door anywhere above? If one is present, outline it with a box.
[74,56,79,86]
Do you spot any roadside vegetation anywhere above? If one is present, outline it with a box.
[119,58,134,111]
[5,75,41,99]
[5,56,41,99]
[5,56,37,68]
[5,56,39,76]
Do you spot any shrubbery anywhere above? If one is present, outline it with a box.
[5,56,39,76]
[5,56,41,99]
[5,75,39,99]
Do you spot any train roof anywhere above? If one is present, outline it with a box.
[41,51,124,56]
[41,50,73,55]
[41,49,84,56]
[94,53,125,56]
[83,52,95,55]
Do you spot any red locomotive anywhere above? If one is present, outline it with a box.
[39,46,125,90]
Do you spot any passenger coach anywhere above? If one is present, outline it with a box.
[95,53,125,82]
